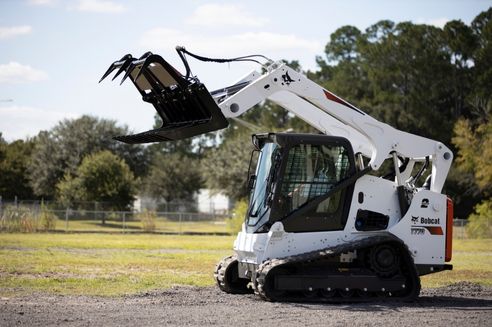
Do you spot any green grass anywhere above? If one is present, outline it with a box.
[421,238,492,288]
[52,218,229,234]
[0,234,490,297]
[0,233,235,297]
[0,233,234,250]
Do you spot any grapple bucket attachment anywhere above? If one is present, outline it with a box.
[100,52,229,144]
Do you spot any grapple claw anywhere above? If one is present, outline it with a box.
[111,57,135,81]
[99,54,132,83]
[119,60,138,85]
[100,51,229,143]
[138,51,153,60]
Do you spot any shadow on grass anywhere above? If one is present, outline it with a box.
[86,221,143,230]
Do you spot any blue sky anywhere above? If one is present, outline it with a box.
[0,0,490,141]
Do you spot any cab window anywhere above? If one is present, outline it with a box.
[277,143,352,231]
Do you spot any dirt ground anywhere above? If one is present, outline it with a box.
[1,282,491,326]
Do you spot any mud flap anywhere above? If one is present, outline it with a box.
[99,52,229,143]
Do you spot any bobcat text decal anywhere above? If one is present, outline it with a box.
[411,216,440,225]
[411,216,443,235]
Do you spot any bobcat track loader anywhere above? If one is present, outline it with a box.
[100,47,454,302]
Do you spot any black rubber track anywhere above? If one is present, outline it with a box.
[254,234,421,303]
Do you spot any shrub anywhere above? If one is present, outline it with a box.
[138,209,157,232]
[0,206,37,232]
[39,203,57,231]
[56,150,137,211]
[227,199,248,234]
[466,200,492,238]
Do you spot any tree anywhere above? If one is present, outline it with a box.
[469,7,492,120]
[29,115,148,198]
[325,25,362,63]
[201,132,254,201]
[56,151,136,211]
[0,139,36,199]
[363,22,456,142]
[452,117,491,220]
[143,152,203,204]
[313,25,370,110]
[443,20,477,118]
[453,118,492,194]
[466,201,492,238]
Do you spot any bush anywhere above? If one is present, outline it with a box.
[138,210,157,232]
[227,199,248,234]
[56,150,137,211]
[466,200,492,238]
[39,203,57,231]
[0,206,37,232]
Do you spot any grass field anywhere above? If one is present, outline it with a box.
[53,218,229,234]
[0,233,490,297]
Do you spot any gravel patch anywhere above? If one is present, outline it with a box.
[1,282,491,326]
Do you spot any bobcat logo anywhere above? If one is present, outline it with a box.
[282,72,295,85]
[411,216,419,224]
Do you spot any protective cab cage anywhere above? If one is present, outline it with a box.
[246,133,365,234]
[99,50,229,143]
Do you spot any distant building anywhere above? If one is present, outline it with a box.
[197,189,230,214]
[134,189,230,214]
[133,196,158,212]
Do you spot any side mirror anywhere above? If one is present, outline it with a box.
[247,175,257,191]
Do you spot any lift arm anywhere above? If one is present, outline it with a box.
[212,63,453,193]
[100,51,452,193]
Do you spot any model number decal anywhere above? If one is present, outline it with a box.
[411,226,444,236]
[411,227,425,235]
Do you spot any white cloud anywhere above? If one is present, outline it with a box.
[186,3,268,27]
[28,0,57,6]
[0,105,78,141]
[140,28,321,57]
[0,62,48,84]
[74,0,127,13]
[0,26,32,40]
[416,17,449,28]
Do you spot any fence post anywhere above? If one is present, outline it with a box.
[65,207,69,231]
[179,213,182,235]
[122,212,126,233]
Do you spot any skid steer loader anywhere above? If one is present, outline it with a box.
[100,47,454,302]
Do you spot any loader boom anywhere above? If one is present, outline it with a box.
[100,49,452,193]
[208,63,452,193]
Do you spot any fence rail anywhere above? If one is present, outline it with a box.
[0,198,228,214]
[0,200,480,238]
[0,205,231,235]
[453,218,469,239]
